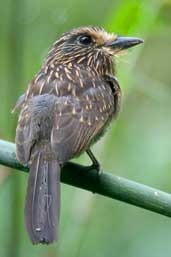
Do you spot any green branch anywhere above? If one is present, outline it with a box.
[0,139,171,217]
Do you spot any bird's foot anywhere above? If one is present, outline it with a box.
[86,149,102,178]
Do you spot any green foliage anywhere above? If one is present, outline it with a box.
[0,0,171,256]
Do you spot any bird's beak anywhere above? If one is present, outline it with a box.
[105,36,144,50]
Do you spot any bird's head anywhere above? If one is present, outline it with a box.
[46,26,143,75]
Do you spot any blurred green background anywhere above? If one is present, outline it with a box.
[0,0,171,256]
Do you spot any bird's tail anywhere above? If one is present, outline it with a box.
[25,143,60,244]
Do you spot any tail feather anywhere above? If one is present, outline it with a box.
[25,145,60,244]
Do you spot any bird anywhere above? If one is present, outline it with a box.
[14,26,143,244]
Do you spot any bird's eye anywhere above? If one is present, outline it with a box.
[78,35,93,45]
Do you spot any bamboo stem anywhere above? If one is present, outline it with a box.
[0,139,171,217]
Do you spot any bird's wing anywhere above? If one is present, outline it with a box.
[15,93,58,165]
[15,72,66,165]
[16,101,34,164]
